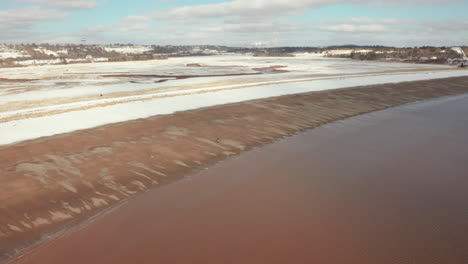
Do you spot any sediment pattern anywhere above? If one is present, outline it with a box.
[1,76,468,260]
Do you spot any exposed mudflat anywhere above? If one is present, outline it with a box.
[1,76,468,262]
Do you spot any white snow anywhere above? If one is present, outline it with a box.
[34,48,59,57]
[104,46,152,54]
[0,46,30,59]
[57,49,68,55]
[326,49,372,56]
[0,70,466,122]
[94,58,109,62]
[1,55,466,146]
[14,59,63,66]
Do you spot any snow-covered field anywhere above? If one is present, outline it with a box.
[0,46,30,59]
[104,46,152,54]
[1,55,467,146]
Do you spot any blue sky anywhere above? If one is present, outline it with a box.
[1,0,468,46]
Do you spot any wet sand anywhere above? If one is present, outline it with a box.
[11,93,468,264]
[1,77,468,262]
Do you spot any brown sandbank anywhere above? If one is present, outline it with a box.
[1,76,468,262]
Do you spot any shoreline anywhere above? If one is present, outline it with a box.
[1,76,468,262]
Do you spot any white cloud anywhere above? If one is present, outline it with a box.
[222,20,301,33]
[149,0,465,21]
[315,17,468,46]
[323,18,400,25]
[0,6,67,27]
[320,24,389,33]
[317,18,405,33]
[0,6,68,42]
[12,0,100,9]
[117,15,151,32]
[367,0,465,6]
[153,0,346,20]
[424,20,468,31]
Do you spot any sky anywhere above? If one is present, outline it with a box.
[1,0,468,47]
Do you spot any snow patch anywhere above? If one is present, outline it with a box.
[104,46,152,54]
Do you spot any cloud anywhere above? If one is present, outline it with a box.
[319,24,389,33]
[153,0,347,20]
[368,0,465,6]
[423,20,468,32]
[322,18,399,25]
[149,0,465,20]
[317,18,404,33]
[116,15,151,32]
[12,0,100,10]
[222,20,301,33]
[315,17,468,46]
[0,6,67,30]
[0,6,67,42]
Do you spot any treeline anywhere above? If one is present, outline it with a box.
[332,47,468,64]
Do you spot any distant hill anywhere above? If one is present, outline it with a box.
[1,43,466,67]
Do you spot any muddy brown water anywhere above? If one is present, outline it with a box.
[11,94,468,264]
